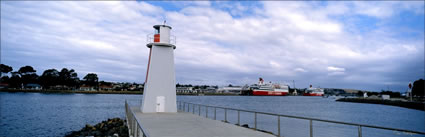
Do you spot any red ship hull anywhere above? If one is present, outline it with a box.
[303,93,324,96]
[252,90,288,96]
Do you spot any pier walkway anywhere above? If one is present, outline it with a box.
[126,101,425,137]
[127,106,275,137]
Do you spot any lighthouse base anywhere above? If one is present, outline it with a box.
[141,43,177,113]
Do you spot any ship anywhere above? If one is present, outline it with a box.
[241,78,289,96]
[303,85,324,96]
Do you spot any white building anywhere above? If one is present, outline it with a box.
[217,86,242,94]
[176,87,194,93]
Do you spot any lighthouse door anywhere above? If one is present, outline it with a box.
[156,96,165,112]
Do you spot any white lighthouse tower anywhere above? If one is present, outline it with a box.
[141,24,177,113]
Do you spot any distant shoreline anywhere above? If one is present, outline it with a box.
[336,97,425,111]
[1,89,142,94]
[0,89,239,96]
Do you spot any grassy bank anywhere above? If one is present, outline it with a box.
[336,98,425,111]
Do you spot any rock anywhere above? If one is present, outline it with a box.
[85,124,93,129]
[241,124,250,128]
[64,118,129,137]
[99,123,104,129]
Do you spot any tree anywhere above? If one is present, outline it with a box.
[0,64,13,78]
[83,73,98,88]
[412,79,424,97]
[39,69,60,89]
[380,90,401,98]
[59,68,70,86]
[69,69,80,89]
[9,72,21,88]
[0,76,10,84]
[18,66,38,85]
[55,68,80,89]
[18,66,36,75]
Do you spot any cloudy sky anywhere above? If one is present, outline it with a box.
[1,1,424,92]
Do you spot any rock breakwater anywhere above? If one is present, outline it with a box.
[65,118,128,137]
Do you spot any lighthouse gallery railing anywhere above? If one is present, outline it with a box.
[177,101,425,137]
[146,34,176,45]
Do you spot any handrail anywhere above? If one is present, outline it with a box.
[125,100,150,137]
[177,101,425,137]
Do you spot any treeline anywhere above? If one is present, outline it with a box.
[355,79,424,98]
[176,83,218,89]
[411,79,424,97]
[0,64,98,90]
[357,90,402,98]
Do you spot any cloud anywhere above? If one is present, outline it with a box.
[351,1,424,18]
[1,1,423,91]
[294,68,307,73]
[327,66,346,76]
[327,66,345,72]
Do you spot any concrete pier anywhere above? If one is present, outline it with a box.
[129,107,276,137]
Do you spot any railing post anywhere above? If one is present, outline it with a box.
[199,105,201,116]
[206,106,208,118]
[225,108,227,122]
[237,110,240,125]
[278,116,280,137]
[133,118,136,137]
[358,125,362,137]
[310,120,313,137]
[136,123,139,137]
[254,112,257,130]
[134,117,137,137]
[130,115,132,136]
[192,104,195,114]
[178,101,181,110]
[214,107,217,120]
[129,115,131,135]
[183,102,186,112]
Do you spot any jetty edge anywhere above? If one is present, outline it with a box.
[336,97,425,111]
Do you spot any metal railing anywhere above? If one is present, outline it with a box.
[125,100,150,137]
[177,101,425,137]
[146,34,176,45]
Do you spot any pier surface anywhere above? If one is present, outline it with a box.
[130,107,276,137]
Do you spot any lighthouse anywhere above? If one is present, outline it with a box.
[141,24,177,113]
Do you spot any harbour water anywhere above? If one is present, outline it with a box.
[0,92,424,137]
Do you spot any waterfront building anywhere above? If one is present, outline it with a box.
[79,84,95,91]
[217,86,242,94]
[99,84,113,91]
[200,86,217,93]
[176,87,194,93]
[0,83,9,89]
[24,83,42,90]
